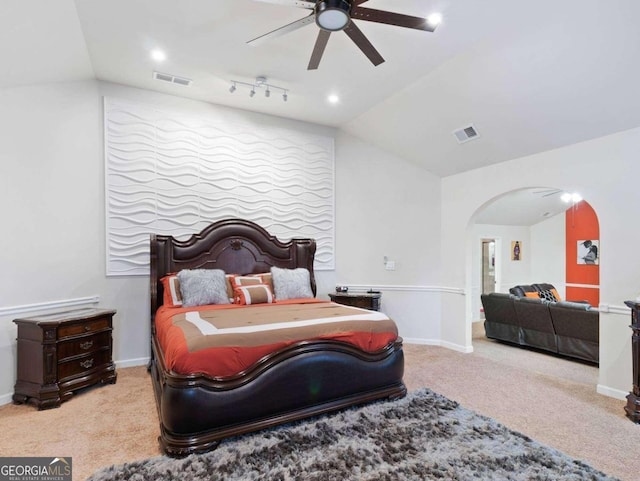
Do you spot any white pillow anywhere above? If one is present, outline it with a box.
[270,266,314,300]
[177,269,230,307]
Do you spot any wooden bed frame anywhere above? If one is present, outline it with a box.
[149,218,406,456]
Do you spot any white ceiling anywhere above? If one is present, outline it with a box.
[473,188,571,227]
[3,0,640,179]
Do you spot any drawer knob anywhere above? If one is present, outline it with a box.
[79,358,94,369]
[79,340,93,350]
[84,325,91,332]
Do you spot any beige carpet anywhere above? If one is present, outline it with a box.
[1,325,638,481]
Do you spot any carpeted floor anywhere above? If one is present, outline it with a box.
[0,324,638,480]
[86,388,619,481]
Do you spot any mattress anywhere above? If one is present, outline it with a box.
[154,299,398,378]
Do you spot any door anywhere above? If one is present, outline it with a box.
[482,239,496,295]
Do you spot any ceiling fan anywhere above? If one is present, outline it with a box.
[248,0,439,70]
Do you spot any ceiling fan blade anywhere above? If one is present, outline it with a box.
[247,12,316,46]
[308,29,331,70]
[351,6,436,32]
[343,21,384,66]
[251,0,315,9]
[352,0,369,5]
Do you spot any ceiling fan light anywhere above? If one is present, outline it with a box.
[426,13,442,28]
[315,0,351,32]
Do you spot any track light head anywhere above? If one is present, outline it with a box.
[249,89,255,97]
[265,88,270,98]
[229,83,236,93]
[283,92,288,102]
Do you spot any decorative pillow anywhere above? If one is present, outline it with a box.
[550,288,562,302]
[161,274,182,307]
[538,289,558,302]
[234,284,274,305]
[524,292,541,299]
[177,269,230,307]
[270,266,314,300]
[231,275,263,287]
[225,274,236,301]
[251,272,274,294]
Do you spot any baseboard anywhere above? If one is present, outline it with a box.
[404,338,474,354]
[115,357,151,369]
[597,384,628,401]
[0,392,12,407]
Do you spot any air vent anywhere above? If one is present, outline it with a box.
[453,124,479,144]
[153,71,192,87]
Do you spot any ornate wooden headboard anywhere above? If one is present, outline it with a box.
[149,218,317,318]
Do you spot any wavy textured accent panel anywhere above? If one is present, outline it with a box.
[104,98,335,276]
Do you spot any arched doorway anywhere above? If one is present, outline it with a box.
[467,187,600,352]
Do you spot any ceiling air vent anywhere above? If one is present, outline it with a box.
[453,124,479,144]
[153,71,192,87]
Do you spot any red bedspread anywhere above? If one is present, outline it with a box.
[154,299,398,378]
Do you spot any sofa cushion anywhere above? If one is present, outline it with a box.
[555,300,592,310]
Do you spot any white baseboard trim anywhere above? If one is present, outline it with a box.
[596,384,628,401]
[0,296,101,317]
[0,392,12,406]
[115,357,151,369]
[404,338,474,353]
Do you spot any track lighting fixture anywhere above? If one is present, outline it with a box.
[228,76,289,102]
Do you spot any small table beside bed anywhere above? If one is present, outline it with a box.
[149,218,406,456]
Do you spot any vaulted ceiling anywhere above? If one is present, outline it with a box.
[3,0,640,179]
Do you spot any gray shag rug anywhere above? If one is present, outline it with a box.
[88,388,619,481]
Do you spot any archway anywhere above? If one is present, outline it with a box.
[467,187,600,355]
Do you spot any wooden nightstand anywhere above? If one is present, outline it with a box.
[13,308,117,409]
[329,292,382,311]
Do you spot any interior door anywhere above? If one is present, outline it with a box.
[482,239,496,295]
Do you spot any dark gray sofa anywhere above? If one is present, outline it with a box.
[480,291,599,363]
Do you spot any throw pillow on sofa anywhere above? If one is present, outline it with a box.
[538,289,558,302]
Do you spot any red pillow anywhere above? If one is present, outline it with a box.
[160,274,182,307]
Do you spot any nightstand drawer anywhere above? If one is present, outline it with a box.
[57,331,111,360]
[58,317,111,338]
[13,308,117,409]
[57,349,112,381]
[329,292,381,311]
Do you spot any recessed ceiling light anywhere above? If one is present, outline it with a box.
[328,94,340,104]
[427,13,443,27]
[151,49,166,62]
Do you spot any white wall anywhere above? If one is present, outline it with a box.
[442,127,640,399]
[470,224,531,320]
[0,80,444,402]
[334,131,444,343]
[530,213,566,298]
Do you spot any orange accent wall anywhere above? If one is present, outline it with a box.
[565,201,599,305]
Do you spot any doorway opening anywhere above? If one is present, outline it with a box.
[481,239,496,304]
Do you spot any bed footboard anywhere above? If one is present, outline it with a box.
[150,336,406,456]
